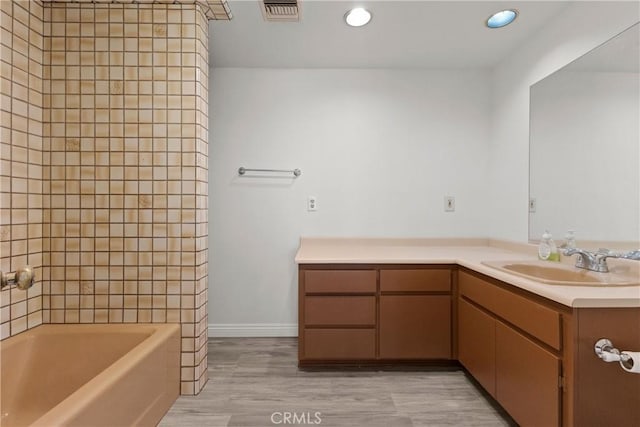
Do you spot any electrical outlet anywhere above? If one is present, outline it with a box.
[307,196,317,212]
[445,196,455,212]
[529,198,536,213]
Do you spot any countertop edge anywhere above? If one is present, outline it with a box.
[295,244,640,309]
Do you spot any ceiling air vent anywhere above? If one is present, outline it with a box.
[262,0,300,22]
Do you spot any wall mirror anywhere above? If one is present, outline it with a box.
[529,23,640,246]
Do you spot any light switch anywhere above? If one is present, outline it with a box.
[445,196,455,212]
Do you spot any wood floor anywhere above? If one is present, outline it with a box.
[159,338,514,427]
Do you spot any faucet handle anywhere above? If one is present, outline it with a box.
[14,266,35,290]
[594,249,639,272]
[0,267,35,290]
[596,248,622,258]
[563,247,596,270]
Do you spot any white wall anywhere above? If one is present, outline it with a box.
[208,1,640,336]
[488,1,640,241]
[208,69,491,336]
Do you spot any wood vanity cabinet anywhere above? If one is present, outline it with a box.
[379,269,452,359]
[572,308,640,427]
[458,269,563,427]
[458,271,562,426]
[299,264,640,426]
[458,268,640,427]
[298,265,453,363]
[300,268,377,361]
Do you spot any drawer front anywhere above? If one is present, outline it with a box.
[304,270,376,294]
[303,328,376,360]
[459,271,561,350]
[305,296,376,326]
[380,269,451,292]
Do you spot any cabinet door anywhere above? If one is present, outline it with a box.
[496,321,561,427]
[379,295,451,359]
[458,297,496,397]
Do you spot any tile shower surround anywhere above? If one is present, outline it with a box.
[44,0,232,21]
[1,0,46,341]
[0,0,217,395]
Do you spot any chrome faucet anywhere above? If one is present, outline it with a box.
[563,248,640,273]
[563,248,600,271]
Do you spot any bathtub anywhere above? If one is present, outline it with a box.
[0,324,180,427]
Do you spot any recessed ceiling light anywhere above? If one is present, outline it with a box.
[345,8,372,27]
[486,9,518,29]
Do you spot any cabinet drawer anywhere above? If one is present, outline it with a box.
[305,296,376,326]
[459,271,561,350]
[304,270,376,294]
[303,329,376,360]
[380,269,451,292]
[496,321,560,427]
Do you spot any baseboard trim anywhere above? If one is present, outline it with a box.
[208,323,298,337]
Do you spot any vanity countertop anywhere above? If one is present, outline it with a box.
[295,237,640,308]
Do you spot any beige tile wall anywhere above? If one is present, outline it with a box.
[0,0,45,340]
[43,0,232,20]
[1,0,210,395]
[193,4,210,395]
[41,1,209,395]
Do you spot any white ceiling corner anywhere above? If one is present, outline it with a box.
[208,0,571,69]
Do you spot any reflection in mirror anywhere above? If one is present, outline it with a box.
[529,23,640,247]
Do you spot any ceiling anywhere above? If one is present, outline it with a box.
[208,0,571,68]
[565,22,639,73]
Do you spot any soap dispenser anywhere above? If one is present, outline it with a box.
[564,230,576,250]
[539,230,560,261]
[548,234,560,262]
